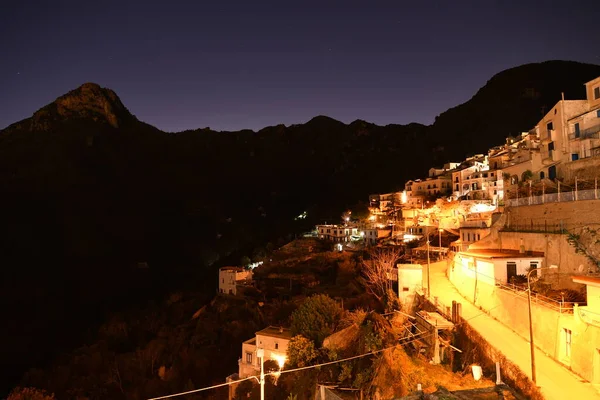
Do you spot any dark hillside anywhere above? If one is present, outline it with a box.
[1,61,599,395]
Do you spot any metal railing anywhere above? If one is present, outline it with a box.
[495,281,576,313]
[568,124,600,140]
[507,188,599,207]
[454,260,577,313]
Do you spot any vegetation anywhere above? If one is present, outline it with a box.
[290,294,343,346]
[2,61,600,396]
[360,247,402,311]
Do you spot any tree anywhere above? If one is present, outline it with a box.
[286,335,318,367]
[290,294,343,346]
[360,247,401,310]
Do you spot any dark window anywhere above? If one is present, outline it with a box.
[595,86,600,100]
[597,109,600,118]
[246,352,253,364]
[455,184,459,191]
[574,123,580,138]
[547,121,553,131]
[540,171,545,179]
[548,142,555,151]
[275,343,279,350]
[572,153,579,161]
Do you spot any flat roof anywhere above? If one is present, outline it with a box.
[417,311,454,329]
[256,326,293,340]
[220,266,245,271]
[460,248,544,259]
[572,275,600,288]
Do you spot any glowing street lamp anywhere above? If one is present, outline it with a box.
[527,265,558,384]
[256,348,265,400]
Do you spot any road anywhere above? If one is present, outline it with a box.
[427,260,600,400]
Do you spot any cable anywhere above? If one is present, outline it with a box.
[145,329,435,400]
[147,304,500,399]
[146,375,257,400]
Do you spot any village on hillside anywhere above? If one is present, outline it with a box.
[217,76,600,399]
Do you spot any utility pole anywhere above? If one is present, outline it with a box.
[256,348,265,400]
[427,231,431,298]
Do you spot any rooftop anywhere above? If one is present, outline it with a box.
[460,248,544,259]
[220,266,246,272]
[572,275,600,288]
[417,311,454,329]
[256,326,293,340]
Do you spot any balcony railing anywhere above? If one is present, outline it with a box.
[569,124,600,141]
[541,129,557,144]
[541,149,555,161]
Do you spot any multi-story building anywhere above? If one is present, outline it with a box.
[561,76,600,181]
[451,155,489,199]
[536,96,588,180]
[369,192,402,213]
[238,326,292,379]
[316,224,358,242]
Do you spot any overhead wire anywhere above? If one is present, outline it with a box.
[146,303,497,400]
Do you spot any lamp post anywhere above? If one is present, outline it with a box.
[527,265,558,384]
[438,228,443,260]
[256,348,265,400]
[426,231,431,298]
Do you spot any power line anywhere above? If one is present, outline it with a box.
[146,330,433,400]
[147,305,498,400]
[146,375,257,400]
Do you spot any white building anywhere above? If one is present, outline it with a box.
[316,224,358,242]
[454,249,545,285]
[218,267,253,295]
[238,326,292,379]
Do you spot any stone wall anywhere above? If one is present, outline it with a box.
[559,152,600,182]
[471,202,600,287]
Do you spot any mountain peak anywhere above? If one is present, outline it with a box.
[28,82,133,131]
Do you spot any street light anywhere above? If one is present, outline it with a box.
[256,348,265,400]
[426,231,431,298]
[438,228,443,259]
[527,265,558,384]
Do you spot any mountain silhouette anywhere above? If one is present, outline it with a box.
[1,60,599,395]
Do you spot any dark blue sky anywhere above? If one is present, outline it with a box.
[1,1,598,132]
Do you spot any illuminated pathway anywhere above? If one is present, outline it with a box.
[428,260,600,400]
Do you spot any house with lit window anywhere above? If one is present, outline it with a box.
[561,76,600,181]
[454,249,544,285]
[238,326,292,379]
[316,224,358,242]
[451,156,489,199]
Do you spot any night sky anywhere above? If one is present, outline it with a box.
[1,1,598,132]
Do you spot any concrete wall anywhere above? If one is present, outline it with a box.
[450,261,600,383]
[472,201,600,286]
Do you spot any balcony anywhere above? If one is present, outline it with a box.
[569,124,600,141]
[541,129,558,144]
[541,149,559,164]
